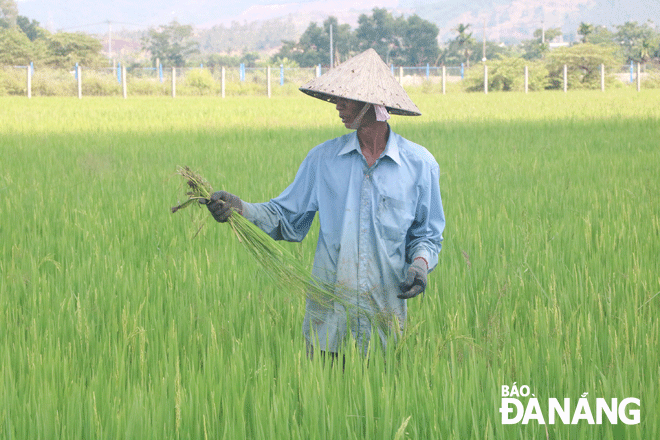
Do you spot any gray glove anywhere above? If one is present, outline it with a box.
[205,191,242,223]
[398,258,428,299]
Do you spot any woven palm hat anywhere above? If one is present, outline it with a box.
[299,48,421,116]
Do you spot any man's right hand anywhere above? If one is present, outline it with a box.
[205,191,242,223]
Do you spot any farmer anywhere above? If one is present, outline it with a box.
[206,49,445,358]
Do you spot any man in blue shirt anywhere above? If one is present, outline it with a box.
[207,49,445,358]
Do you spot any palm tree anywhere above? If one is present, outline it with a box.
[454,23,474,69]
[578,22,594,43]
[639,38,653,70]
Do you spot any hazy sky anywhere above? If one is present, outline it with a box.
[15,0,659,41]
[223,0,399,24]
[16,0,401,32]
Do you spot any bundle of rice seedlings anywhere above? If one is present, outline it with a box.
[172,166,397,338]
[171,166,213,213]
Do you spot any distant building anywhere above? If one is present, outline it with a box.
[548,35,570,49]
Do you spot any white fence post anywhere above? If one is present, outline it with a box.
[221,67,225,98]
[171,67,176,98]
[26,64,32,99]
[442,66,446,95]
[484,63,488,94]
[524,65,529,93]
[13,62,652,98]
[77,65,82,99]
[122,65,127,99]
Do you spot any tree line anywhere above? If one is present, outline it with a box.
[1,1,659,72]
[273,9,440,67]
[0,13,104,67]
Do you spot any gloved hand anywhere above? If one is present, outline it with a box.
[204,191,242,223]
[398,257,428,299]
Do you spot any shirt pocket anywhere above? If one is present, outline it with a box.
[377,195,414,249]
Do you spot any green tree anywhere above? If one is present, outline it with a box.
[589,25,615,46]
[355,8,402,62]
[17,16,48,42]
[324,16,354,66]
[536,27,563,43]
[519,28,562,60]
[272,40,300,65]
[0,27,32,64]
[355,9,443,66]
[400,15,439,66]
[0,0,18,28]
[273,16,353,68]
[437,23,480,66]
[578,22,595,43]
[205,53,240,68]
[275,9,438,68]
[464,55,548,92]
[454,23,474,68]
[545,43,618,89]
[142,21,199,67]
[615,21,660,64]
[638,38,655,67]
[240,51,260,68]
[271,56,299,68]
[45,32,104,68]
[298,21,325,66]
[483,41,513,62]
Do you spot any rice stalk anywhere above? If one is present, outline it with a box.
[171,166,213,213]
[172,166,398,339]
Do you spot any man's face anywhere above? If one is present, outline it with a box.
[335,98,365,129]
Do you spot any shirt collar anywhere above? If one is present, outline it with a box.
[337,127,401,166]
[382,130,401,165]
[337,131,361,157]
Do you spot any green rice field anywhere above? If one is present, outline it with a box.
[1,89,659,439]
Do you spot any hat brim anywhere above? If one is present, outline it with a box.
[298,88,421,116]
[298,48,422,117]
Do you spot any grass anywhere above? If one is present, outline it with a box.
[1,89,659,439]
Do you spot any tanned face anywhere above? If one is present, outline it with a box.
[335,98,364,129]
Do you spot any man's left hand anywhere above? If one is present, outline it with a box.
[398,258,428,299]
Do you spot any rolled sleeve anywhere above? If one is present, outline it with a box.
[407,164,445,272]
[242,150,319,242]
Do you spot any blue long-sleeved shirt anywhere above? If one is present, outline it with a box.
[243,128,445,352]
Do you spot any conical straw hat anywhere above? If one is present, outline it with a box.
[299,48,421,116]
